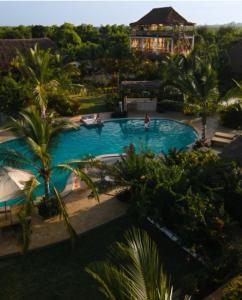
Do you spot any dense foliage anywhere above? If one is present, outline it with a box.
[220,103,242,128]
[0,24,241,118]
[107,149,242,293]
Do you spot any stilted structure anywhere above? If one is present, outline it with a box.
[130,7,195,55]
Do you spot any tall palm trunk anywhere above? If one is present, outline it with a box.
[201,113,207,142]
[43,174,50,201]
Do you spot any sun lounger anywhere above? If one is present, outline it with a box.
[80,115,103,126]
[214,132,235,140]
[211,136,232,147]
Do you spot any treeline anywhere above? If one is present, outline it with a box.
[0,23,242,117]
[0,24,131,63]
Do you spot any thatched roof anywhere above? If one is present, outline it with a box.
[130,7,195,27]
[0,38,54,68]
[121,81,161,90]
[228,39,242,75]
[220,135,242,166]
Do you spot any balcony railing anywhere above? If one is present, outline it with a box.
[130,29,194,38]
[131,47,171,54]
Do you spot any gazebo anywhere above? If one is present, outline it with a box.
[121,81,161,112]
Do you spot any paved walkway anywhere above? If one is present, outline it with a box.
[0,188,127,257]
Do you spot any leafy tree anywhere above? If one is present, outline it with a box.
[31,25,48,38]
[0,75,31,115]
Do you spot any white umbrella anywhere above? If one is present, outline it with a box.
[0,167,34,204]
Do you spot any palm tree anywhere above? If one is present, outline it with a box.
[86,227,190,300]
[224,79,242,100]
[176,58,219,142]
[12,44,80,117]
[0,106,98,252]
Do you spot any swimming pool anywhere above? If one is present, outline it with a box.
[0,118,198,206]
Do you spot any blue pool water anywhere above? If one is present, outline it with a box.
[0,118,197,206]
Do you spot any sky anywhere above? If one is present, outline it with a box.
[0,1,241,26]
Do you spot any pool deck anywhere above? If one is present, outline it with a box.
[1,111,241,144]
[0,111,241,257]
[0,188,127,257]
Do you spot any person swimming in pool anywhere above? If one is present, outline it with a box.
[144,113,150,130]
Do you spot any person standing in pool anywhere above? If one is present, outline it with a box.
[144,113,150,130]
[95,113,102,124]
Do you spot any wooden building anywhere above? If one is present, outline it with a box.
[130,7,195,55]
[0,38,54,69]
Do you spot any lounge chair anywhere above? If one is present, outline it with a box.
[80,115,103,127]
[211,136,232,147]
[211,131,236,147]
[214,132,235,140]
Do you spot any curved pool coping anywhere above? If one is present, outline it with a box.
[0,116,199,144]
[0,117,198,206]
[102,117,199,148]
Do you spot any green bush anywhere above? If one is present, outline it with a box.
[222,276,242,300]
[104,93,120,111]
[48,94,80,116]
[220,103,242,129]
[157,100,183,112]
[107,149,242,267]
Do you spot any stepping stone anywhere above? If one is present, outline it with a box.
[214,132,235,140]
[211,137,232,147]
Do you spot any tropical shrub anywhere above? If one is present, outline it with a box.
[48,93,80,116]
[222,275,242,300]
[104,92,120,111]
[157,99,183,112]
[107,149,242,270]
[220,103,242,129]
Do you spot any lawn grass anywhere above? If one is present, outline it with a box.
[72,95,108,114]
[0,216,202,300]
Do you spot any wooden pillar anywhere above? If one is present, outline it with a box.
[191,36,195,50]
[141,38,144,51]
[171,38,174,53]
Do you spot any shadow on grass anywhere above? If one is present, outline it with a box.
[0,215,203,300]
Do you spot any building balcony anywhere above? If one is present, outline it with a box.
[130,29,194,38]
[131,47,171,54]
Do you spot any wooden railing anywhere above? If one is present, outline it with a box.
[130,29,194,38]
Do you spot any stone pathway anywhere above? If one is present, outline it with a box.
[0,188,127,257]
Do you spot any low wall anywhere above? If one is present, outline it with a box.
[124,97,157,112]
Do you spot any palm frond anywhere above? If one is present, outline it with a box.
[53,186,77,248]
[86,228,176,300]
[86,262,128,300]
[0,148,39,170]
[18,177,39,254]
